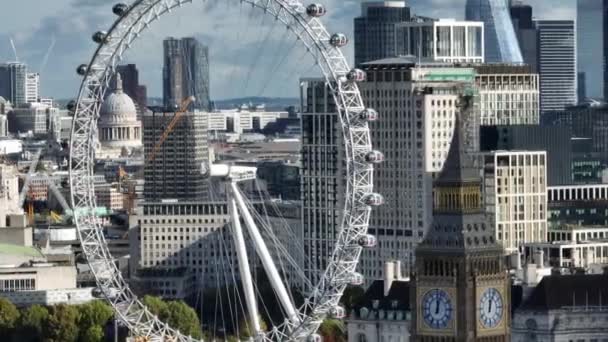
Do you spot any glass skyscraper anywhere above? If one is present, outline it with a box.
[0,63,26,106]
[354,1,410,66]
[510,1,538,72]
[577,0,608,100]
[465,0,523,64]
[536,20,578,114]
[163,37,211,111]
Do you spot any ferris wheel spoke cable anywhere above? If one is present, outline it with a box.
[242,14,279,97]
[71,1,375,340]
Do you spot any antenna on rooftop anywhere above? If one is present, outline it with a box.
[9,37,19,62]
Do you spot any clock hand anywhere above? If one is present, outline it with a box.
[435,299,440,315]
[488,299,492,313]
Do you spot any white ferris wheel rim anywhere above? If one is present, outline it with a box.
[68,0,376,341]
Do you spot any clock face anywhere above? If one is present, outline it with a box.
[422,289,453,329]
[479,288,504,328]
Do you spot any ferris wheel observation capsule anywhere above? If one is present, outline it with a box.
[92,31,108,44]
[364,193,384,206]
[347,69,366,82]
[76,64,89,76]
[306,4,326,17]
[358,234,377,248]
[113,3,129,16]
[359,108,378,122]
[330,33,348,47]
[365,150,385,164]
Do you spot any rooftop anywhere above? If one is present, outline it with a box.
[0,243,44,258]
[520,274,608,311]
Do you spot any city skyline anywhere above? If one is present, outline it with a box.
[0,0,574,100]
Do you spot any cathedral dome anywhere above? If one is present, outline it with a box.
[97,72,143,158]
[100,73,137,121]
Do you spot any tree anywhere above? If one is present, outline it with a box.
[340,286,365,311]
[142,296,202,339]
[43,304,81,342]
[79,300,113,328]
[142,295,170,321]
[318,319,346,342]
[80,325,104,342]
[238,315,268,339]
[165,300,203,339]
[16,305,49,342]
[0,298,19,337]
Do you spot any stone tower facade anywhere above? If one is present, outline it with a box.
[411,92,510,341]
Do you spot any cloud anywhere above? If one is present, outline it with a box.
[0,0,575,100]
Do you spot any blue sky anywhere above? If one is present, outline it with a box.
[0,0,574,100]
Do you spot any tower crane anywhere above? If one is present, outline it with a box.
[121,96,195,213]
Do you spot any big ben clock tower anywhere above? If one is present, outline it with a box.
[411,94,510,342]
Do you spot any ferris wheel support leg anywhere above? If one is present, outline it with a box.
[229,194,262,335]
[230,182,300,324]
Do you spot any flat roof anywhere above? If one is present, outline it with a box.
[0,243,44,258]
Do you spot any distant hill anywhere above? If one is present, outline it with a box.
[213,97,299,111]
[56,97,300,112]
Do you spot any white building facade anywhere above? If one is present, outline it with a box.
[25,73,39,104]
[359,59,476,280]
[474,65,540,125]
[396,19,484,64]
[482,151,548,253]
[129,202,235,294]
[207,107,287,134]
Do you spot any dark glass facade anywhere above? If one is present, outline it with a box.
[542,102,608,165]
[0,63,26,106]
[510,2,538,72]
[480,125,573,186]
[576,0,608,99]
[115,64,148,114]
[163,37,210,111]
[354,2,410,66]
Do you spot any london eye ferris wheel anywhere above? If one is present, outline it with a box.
[69,0,383,341]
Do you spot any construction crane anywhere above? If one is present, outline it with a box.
[18,148,43,208]
[146,96,195,163]
[121,96,195,214]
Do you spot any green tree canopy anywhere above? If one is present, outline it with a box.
[0,298,20,335]
[43,304,81,342]
[142,296,202,339]
[340,286,365,311]
[319,319,346,342]
[80,325,104,342]
[79,300,113,328]
[16,304,49,342]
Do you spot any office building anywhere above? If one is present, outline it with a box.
[465,0,523,63]
[128,202,232,296]
[395,19,484,64]
[143,109,209,201]
[163,37,210,111]
[510,1,538,72]
[300,78,344,287]
[536,20,577,114]
[0,63,26,106]
[7,102,57,135]
[482,151,548,253]
[542,100,608,164]
[354,1,410,66]
[97,73,143,159]
[547,184,608,228]
[411,103,510,341]
[206,107,288,134]
[480,125,572,186]
[359,57,476,280]
[577,0,608,100]
[115,64,148,115]
[474,64,539,125]
[0,163,21,227]
[512,275,608,341]
[25,73,39,104]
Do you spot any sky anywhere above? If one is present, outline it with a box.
[0,0,574,100]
